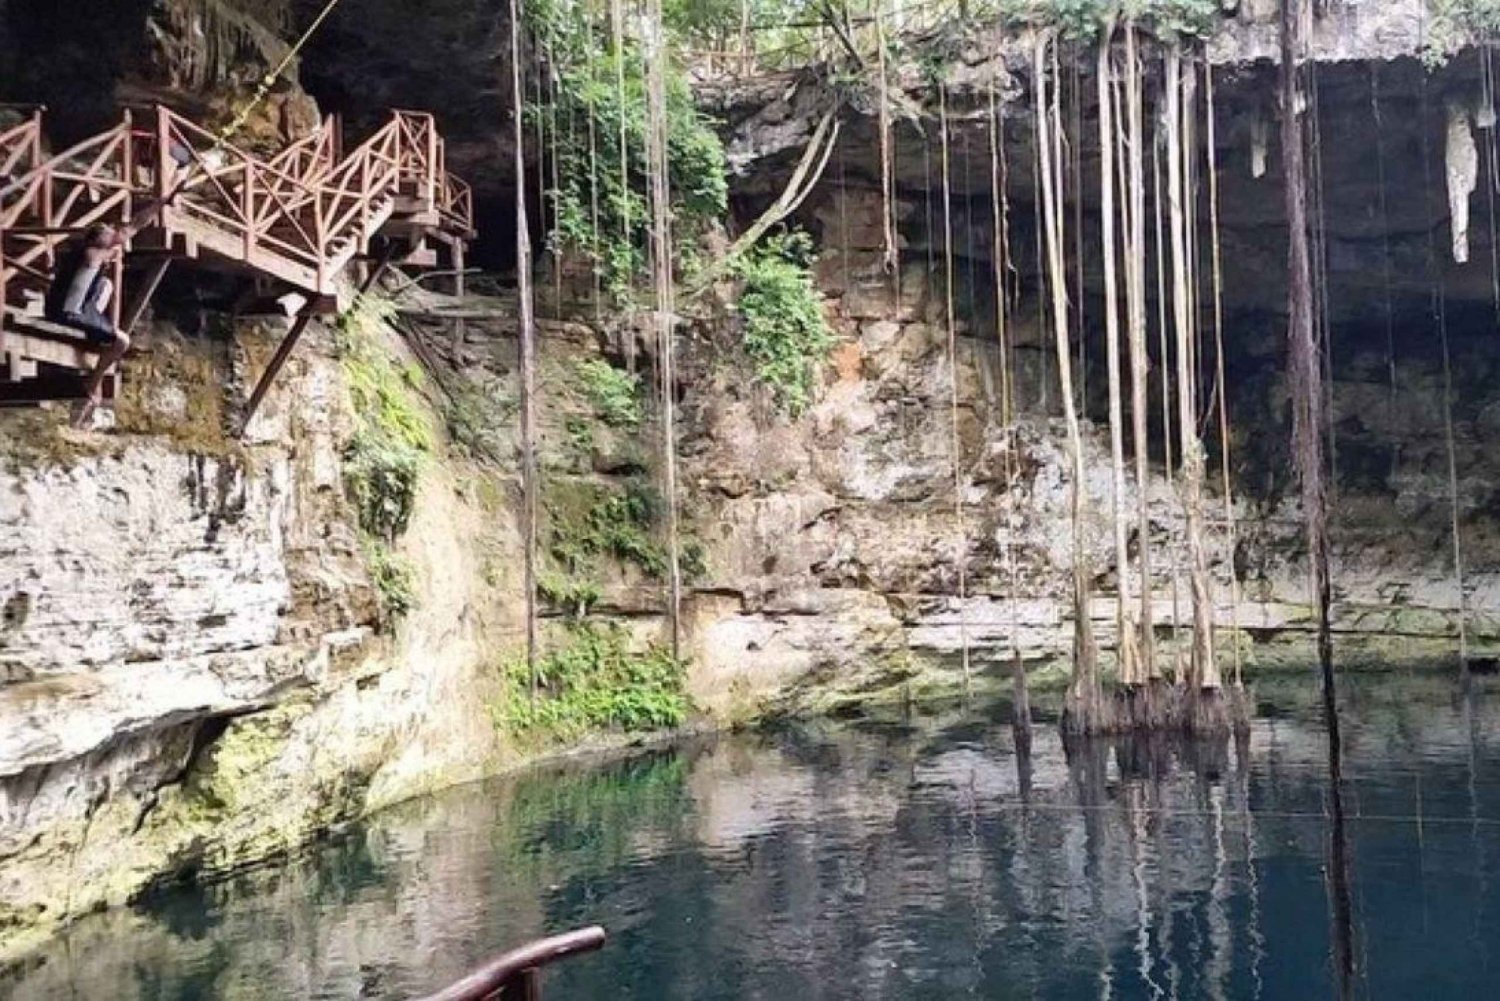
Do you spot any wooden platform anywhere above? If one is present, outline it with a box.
[1,104,473,409]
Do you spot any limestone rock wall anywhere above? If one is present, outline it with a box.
[675,184,1500,716]
[0,318,515,964]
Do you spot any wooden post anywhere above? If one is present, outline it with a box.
[121,258,171,335]
[238,306,315,436]
[451,241,467,351]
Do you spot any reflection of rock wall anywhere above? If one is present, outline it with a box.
[10,681,1499,999]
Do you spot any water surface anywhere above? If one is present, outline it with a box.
[6,673,1500,999]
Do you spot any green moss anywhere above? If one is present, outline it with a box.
[367,544,417,620]
[443,379,514,462]
[493,621,691,743]
[548,477,668,580]
[733,229,834,417]
[337,293,433,620]
[538,571,603,617]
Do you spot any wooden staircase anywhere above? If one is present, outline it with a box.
[0,103,474,406]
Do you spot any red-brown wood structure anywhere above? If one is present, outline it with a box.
[0,102,473,418]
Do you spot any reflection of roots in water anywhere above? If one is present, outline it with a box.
[1064,681,1253,738]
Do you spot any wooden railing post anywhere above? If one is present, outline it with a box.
[157,108,170,209]
[426,116,438,206]
[242,159,255,259]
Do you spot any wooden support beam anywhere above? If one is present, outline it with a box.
[237,245,396,437]
[121,258,171,335]
[238,306,314,436]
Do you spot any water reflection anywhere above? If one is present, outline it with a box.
[5,674,1499,1000]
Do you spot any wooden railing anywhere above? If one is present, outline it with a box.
[0,107,44,188]
[0,113,137,327]
[1,104,473,309]
[411,927,607,1001]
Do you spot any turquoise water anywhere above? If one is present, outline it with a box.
[5,674,1500,999]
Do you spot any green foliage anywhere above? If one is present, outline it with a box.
[564,414,596,458]
[495,621,690,740]
[443,381,513,462]
[526,0,728,299]
[732,229,834,417]
[997,0,1222,40]
[344,433,423,541]
[575,357,643,429]
[367,543,417,619]
[538,571,604,617]
[551,480,669,578]
[1426,0,1500,64]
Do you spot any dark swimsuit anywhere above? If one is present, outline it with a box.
[46,248,115,345]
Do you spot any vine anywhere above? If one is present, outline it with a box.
[529,0,728,299]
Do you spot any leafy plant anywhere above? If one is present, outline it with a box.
[997,0,1222,40]
[495,621,690,740]
[1425,0,1500,64]
[367,543,417,620]
[538,571,603,618]
[548,479,669,579]
[732,229,834,417]
[575,357,643,429]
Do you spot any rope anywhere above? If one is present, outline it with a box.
[217,0,346,146]
[938,83,971,690]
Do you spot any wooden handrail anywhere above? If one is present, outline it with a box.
[2,102,474,311]
[410,927,608,1001]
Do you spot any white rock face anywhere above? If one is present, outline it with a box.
[0,446,290,676]
[0,325,511,964]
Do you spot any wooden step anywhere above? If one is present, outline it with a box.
[2,308,102,377]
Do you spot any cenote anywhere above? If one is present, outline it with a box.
[4,672,1497,1000]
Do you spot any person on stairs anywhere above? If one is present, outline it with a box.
[47,223,130,423]
[45,218,142,425]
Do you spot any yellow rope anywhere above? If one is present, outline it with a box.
[216,0,346,146]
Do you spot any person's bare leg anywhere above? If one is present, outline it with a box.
[73,329,129,427]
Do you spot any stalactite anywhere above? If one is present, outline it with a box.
[1097,25,1142,694]
[1166,49,1222,716]
[510,0,540,694]
[642,0,683,661]
[938,83,971,689]
[875,3,898,281]
[1446,101,1478,265]
[1206,63,1243,692]
[1037,36,1102,734]
[1124,22,1158,689]
[1418,79,1472,678]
